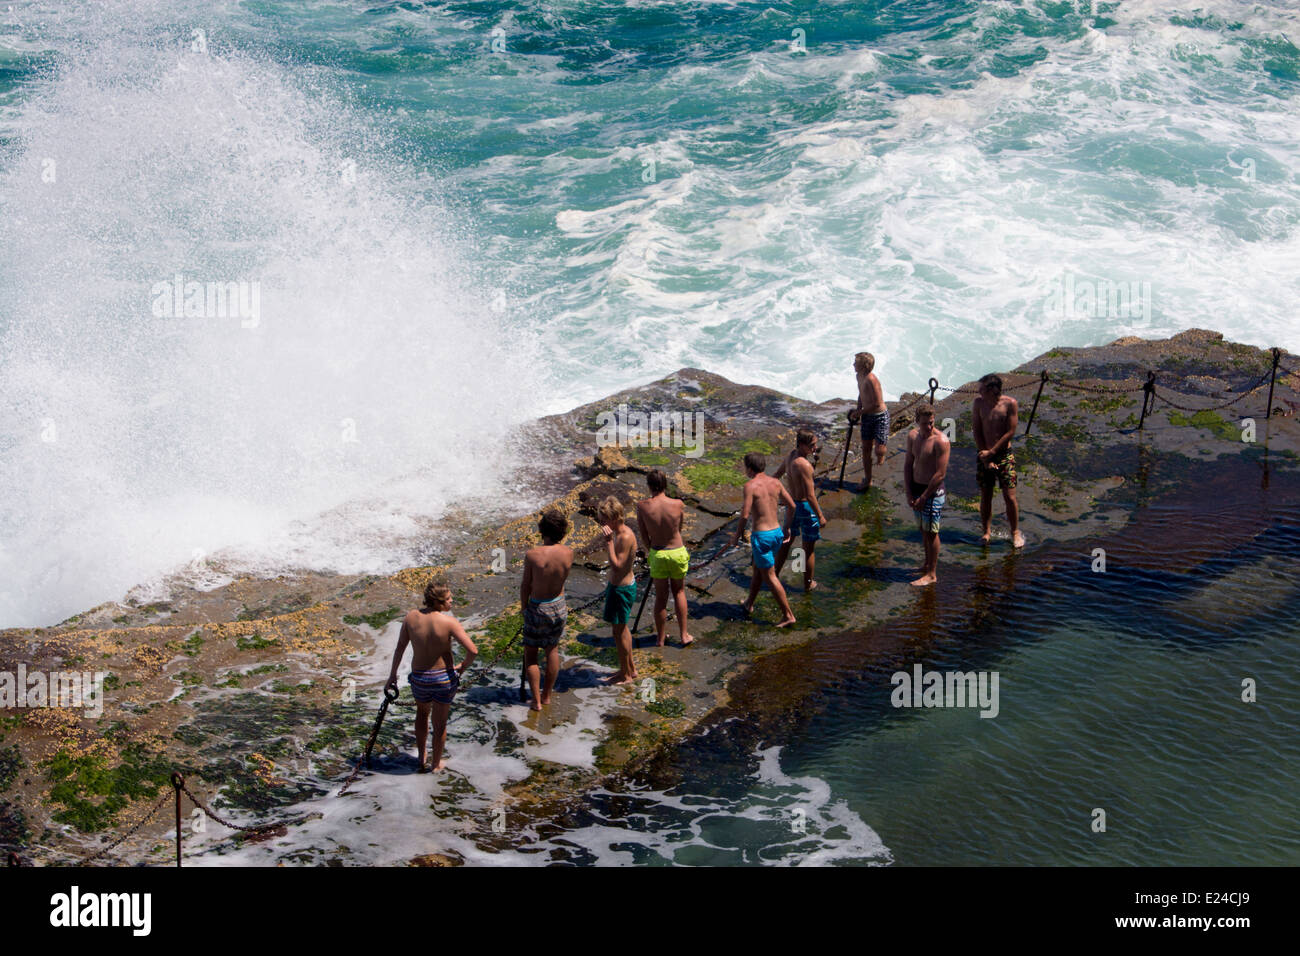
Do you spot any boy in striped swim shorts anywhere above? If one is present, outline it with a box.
[386,581,478,772]
[849,351,890,489]
[904,404,950,588]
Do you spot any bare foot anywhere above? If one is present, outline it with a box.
[680,634,694,647]
[432,759,447,772]
[418,762,432,774]
[1013,531,1025,548]
[540,692,552,706]
[806,580,819,591]
[979,532,991,544]
[910,573,937,587]
[655,637,667,647]
[605,673,633,685]
[774,615,796,628]
[740,602,753,617]
[529,702,542,712]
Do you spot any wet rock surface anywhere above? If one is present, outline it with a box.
[1,329,1296,864]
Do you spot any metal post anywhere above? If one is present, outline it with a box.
[837,416,854,488]
[1023,370,1049,436]
[1138,371,1156,431]
[171,772,184,868]
[928,377,938,405]
[1265,347,1280,420]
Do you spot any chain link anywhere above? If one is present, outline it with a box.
[71,789,172,866]
[179,779,300,836]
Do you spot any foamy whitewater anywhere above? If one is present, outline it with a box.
[2,0,1298,624]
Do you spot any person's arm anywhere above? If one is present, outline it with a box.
[904,433,916,508]
[850,373,863,422]
[603,524,618,568]
[386,617,410,690]
[923,439,950,499]
[729,483,753,546]
[804,460,827,525]
[779,484,797,542]
[636,505,652,551]
[973,398,989,458]
[988,399,1018,457]
[520,554,532,610]
[451,620,478,675]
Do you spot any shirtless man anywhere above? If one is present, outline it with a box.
[847,352,889,489]
[729,452,797,627]
[636,469,693,647]
[520,508,574,710]
[904,405,950,587]
[386,581,478,772]
[773,429,828,591]
[972,373,1025,548]
[598,496,639,684]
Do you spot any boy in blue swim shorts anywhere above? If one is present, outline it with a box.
[728,452,797,627]
[773,429,828,592]
[904,404,950,588]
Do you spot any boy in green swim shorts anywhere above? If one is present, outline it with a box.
[635,469,693,647]
[598,496,639,684]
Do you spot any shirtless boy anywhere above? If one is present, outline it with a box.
[972,373,1025,548]
[729,452,797,627]
[598,496,639,684]
[386,581,478,772]
[848,352,889,489]
[521,508,574,710]
[904,405,950,587]
[636,469,693,647]
[773,429,828,591]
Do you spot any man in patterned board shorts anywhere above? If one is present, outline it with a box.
[904,404,950,587]
[973,373,1025,548]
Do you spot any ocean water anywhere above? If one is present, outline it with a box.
[1,0,1298,625]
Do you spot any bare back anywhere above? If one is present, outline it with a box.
[637,493,684,550]
[402,609,457,672]
[523,543,573,602]
[745,473,791,533]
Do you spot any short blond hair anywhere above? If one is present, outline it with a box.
[597,495,624,524]
[854,352,875,374]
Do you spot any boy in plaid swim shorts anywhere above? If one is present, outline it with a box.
[904,404,950,587]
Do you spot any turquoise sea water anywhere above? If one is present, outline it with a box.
[1,2,1297,622]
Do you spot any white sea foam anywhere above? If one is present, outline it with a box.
[0,2,533,625]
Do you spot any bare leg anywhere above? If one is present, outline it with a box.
[773,537,793,577]
[653,578,669,647]
[912,530,939,586]
[607,621,636,683]
[766,568,796,626]
[671,577,692,646]
[427,701,451,771]
[979,484,994,543]
[541,644,560,705]
[804,539,817,591]
[863,451,873,489]
[742,566,762,614]
[415,702,431,769]
[1005,486,1024,547]
[524,645,542,711]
